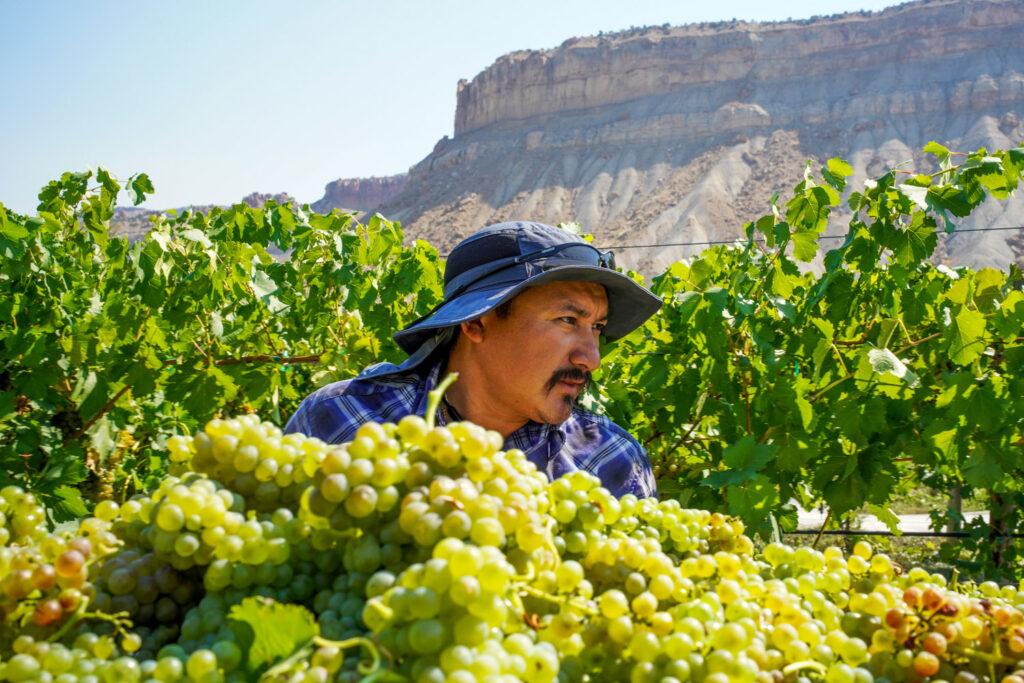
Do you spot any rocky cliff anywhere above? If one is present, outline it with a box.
[312,175,407,214]
[378,0,1024,272]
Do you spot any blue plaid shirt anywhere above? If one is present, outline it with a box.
[284,359,656,498]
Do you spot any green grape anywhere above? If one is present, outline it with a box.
[345,485,378,518]
[186,649,218,678]
[408,619,446,654]
[4,653,41,681]
[155,503,185,532]
[826,662,857,683]
[441,510,472,538]
[6,413,1023,683]
[598,589,630,618]
[121,633,142,654]
[321,474,350,503]
[42,646,74,674]
[212,640,241,671]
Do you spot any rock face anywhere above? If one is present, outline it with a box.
[241,192,296,209]
[378,0,1024,272]
[312,175,407,213]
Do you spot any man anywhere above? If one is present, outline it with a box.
[284,221,663,498]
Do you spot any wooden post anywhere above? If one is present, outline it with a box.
[947,485,962,533]
[989,491,1013,571]
[842,513,852,554]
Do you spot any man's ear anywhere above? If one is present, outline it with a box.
[459,317,486,343]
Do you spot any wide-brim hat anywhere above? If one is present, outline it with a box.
[393,221,662,356]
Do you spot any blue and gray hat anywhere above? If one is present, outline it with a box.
[393,221,662,356]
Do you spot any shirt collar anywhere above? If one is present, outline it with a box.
[416,360,443,420]
[358,329,456,385]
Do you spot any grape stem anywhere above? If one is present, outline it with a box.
[812,508,831,549]
[782,661,827,676]
[517,584,599,616]
[262,636,389,681]
[262,644,314,680]
[46,595,132,644]
[513,563,537,583]
[956,646,1014,666]
[528,517,561,573]
[425,372,460,430]
[313,636,382,675]
[46,595,92,643]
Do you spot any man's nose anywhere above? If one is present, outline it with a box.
[570,331,601,372]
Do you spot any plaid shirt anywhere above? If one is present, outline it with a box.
[284,359,656,498]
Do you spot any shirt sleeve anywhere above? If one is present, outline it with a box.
[635,449,657,498]
[283,371,422,445]
[591,431,657,499]
[282,400,311,436]
[283,394,339,443]
[283,380,360,444]
[611,444,657,499]
[560,411,658,499]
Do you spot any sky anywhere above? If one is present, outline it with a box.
[1,0,903,214]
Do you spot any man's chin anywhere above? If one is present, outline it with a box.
[538,399,575,425]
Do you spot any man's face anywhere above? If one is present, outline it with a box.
[475,280,608,425]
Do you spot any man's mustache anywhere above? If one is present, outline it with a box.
[544,367,592,394]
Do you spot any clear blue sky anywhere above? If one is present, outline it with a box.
[1,0,901,213]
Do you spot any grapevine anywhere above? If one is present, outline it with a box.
[2,146,1023,571]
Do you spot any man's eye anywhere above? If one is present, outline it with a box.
[594,323,607,332]
[559,316,576,325]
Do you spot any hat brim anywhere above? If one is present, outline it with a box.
[393,265,662,355]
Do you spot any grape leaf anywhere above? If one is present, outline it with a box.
[865,503,901,535]
[723,435,774,471]
[867,348,919,387]
[972,268,1004,313]
[898,184,928,211]
[228,597,318,674]
[0,204,28,239]
[943,307,987,366]
[827,158,854,177]
[50,486,89,522]
[888,213,936,265]
[926,185,974,218]
[180,228,212,247]
[726,475,779,532]
[815,449,898,516]
[128,173,154,206]
[963,449,1003,489]
[923,141,951,163]
[791,228,819,262]
[994,290,1024,339]
[251,269,278,298]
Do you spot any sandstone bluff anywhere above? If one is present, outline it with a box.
[317,0,1024,272]
[312,175,407,214]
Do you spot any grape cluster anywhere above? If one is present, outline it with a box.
[0,632,237,683]
[313,572,369,642]
[168,415,323,513]
[4,408,1024,682]
[0,489,119,643]
[0,487,47,547]
[304,421,412,532]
